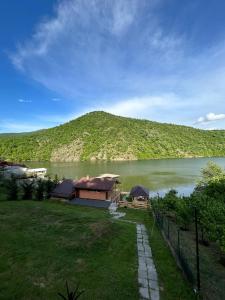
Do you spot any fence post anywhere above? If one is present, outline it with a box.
[177,228,180,258]
[195,208,201,293]
[167,218,170,239]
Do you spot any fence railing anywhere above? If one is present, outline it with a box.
[152,208,225,300]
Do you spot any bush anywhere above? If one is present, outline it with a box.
[5,175,18,201]
[45,176,55,199]
[21,181,34,200]
[35,179,45,201]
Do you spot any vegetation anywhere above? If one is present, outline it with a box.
[151,162,225,299]
[58,281,85,300]
[4,175,19,201]
[153,162,225,255]
[0,201,139,300]
[119,208,195,300]
[0,111,225,162]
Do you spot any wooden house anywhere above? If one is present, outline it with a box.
[74,176,120,202]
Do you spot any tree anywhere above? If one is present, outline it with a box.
[175,197,192,231]
[21,180,34,200]
[53,174,59,186]
[45,176,55,199]
[35,179,45,201]
[5,175,18,200]
[198,161,225,187]
[163,189,179,213]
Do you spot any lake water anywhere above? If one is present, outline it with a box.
[25,157,225,196]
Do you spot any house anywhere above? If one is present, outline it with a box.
[51,179,77,199]
[74,176,120,202]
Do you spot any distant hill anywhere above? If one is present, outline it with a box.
[0,111,225,162]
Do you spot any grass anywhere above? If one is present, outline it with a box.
[119,208,195,300]
[163,217,225,300]
[0,201,138,300]
[0,199,195,300]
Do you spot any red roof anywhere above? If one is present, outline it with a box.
[75,177,116,191]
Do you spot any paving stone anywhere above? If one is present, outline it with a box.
[138,250,145,257]
[138,269,148,279]
[139,262,147,271]
[147,265,156,275]
[139,287,150,300]
[139,256,146,264]
[149,288,160,300]
[144,245,152,253]
[136,224,160,300]
[149,279,159,291]
[146,257,154,266]
[138,277,148,288]
[148,271,158,282]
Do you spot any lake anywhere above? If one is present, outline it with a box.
[25,157,225,196]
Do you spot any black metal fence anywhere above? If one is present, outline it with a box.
[152,209,225,300]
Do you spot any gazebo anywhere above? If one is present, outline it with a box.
[130,185,149,199]
[129,185,149,205]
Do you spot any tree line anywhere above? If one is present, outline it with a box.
[152,161,225,265]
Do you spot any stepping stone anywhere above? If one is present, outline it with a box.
[149,287,160,300]
[148,271,158,282]
[136,224,160,300]
[139,287,150,300]
[146,257,154,266]
[138,277,148,288]
[138,268,148,280]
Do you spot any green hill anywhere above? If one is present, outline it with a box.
[0,111,225,162]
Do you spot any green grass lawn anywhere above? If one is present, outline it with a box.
[119,208,195,300]
[0,201,138,300]
[0,200,194,300]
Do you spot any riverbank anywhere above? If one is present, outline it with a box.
[23,157,225,194]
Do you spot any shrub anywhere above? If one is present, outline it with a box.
[5,175,18,200]
[21,180,34,200]
[35,179,45,201]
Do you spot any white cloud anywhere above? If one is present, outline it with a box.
[196,112,225,124]
[18,99,32,103]
[9,0,183,100]
[7,0,225,130]
[101,94,184,119]
[37,93,186,126]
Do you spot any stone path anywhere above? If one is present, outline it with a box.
[108,203,160,300]
[109,202,126,219]
[137,224,160,300]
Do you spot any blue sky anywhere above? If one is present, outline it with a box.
[1,0,225,132]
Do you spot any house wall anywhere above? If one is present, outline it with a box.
[78,190,107,200]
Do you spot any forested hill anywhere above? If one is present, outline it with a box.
[0,111,225,162]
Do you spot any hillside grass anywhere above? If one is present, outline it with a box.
[1,111,225,162]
